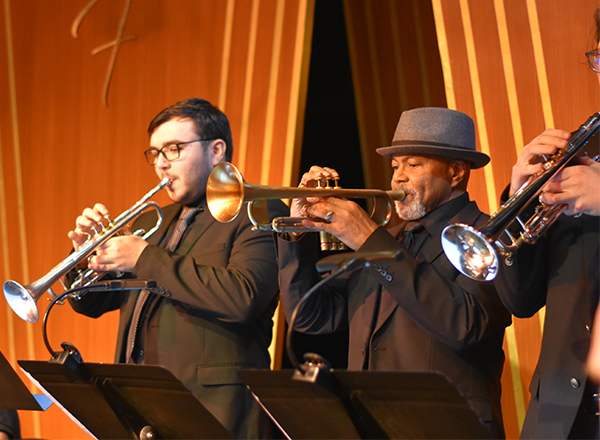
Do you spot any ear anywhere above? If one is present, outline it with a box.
[210,140,226,166]
[449,160,468,189]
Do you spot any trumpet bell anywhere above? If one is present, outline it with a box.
[206,162,246,223]
[441,224,499,281]
[3,280,39,323]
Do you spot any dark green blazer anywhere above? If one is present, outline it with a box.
[69,199,288,439]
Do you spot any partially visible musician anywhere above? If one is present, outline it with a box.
[276,107,511,438]
[65,98,287,439]
[494,8,600,439]
[0,410,19,440]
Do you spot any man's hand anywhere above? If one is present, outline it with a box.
[67,203,110,251]
[87,235,149,273]
[290,165,340,217]
[510,129,571,196]
[289,165,377,249]
[301,197,378,250]
[541,156,600,216]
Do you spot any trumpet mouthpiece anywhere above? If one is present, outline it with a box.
[388,189,406,201]
[159,177,171,189]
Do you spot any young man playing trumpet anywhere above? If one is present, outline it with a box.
[277,107,511,438]
[66,98,287,439]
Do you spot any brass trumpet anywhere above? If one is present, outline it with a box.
[441,112,600,281]
[206,162,405,233]
[3,177,170,323]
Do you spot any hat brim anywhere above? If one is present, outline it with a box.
[376,144,490,169]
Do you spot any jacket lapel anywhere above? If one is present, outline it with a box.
[374,289,397,333]
[372,200,485,335]
[145,204,180,247]
[177,210,216,255]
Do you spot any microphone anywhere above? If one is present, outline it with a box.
[315,250,402,273]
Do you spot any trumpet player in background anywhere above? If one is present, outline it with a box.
[65,98,288,439]
[0,410,19,440]
[276,107,511,438]
[494,8,600,440]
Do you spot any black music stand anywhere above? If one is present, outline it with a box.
[0,350,50,411]
[18,360,233,439]
[239,369,491,439]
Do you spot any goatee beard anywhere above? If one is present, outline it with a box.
[394,187,426,221]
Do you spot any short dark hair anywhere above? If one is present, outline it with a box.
[148,98,233,162]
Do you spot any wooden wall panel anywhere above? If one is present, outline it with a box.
[0,0,314,438]
[343,0,448,191]
[432,0,600,438]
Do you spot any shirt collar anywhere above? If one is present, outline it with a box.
[414,192,471,237]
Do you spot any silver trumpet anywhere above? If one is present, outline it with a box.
[441,112,600,281]
[3,177,169,323]
[206,162,405,234]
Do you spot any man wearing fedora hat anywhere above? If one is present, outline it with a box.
[277,107,511,438]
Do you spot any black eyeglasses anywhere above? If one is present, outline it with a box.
[144,139,216,165]
[586,50,600,73]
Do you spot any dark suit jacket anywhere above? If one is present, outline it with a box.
[69,198,288,439]
[495,212,600,439]
[277,193,511,439]
[0,410,19,439]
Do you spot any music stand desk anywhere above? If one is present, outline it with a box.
[240,369,491,440]
[19,360,233,439]
[0,350,48,411]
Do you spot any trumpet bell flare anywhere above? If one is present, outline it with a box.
[3,281,39,323]
[206,162,245,223]
[441,224,499,281]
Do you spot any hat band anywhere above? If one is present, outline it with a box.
[391,140,472,151]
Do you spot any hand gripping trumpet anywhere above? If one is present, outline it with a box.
[206,162,405,236]
[441,112,600,281]
[3,177,170,323]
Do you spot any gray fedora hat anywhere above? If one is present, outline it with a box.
[376,107,490,169]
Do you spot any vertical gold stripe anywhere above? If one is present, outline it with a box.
[387,0,408,111]
[4,0,39,435]
[526,0,554,128]
[526,1,550,336]
[505,323,527,429]
[276,0,313,367]
[412,0,431,106]
[431,0,455,109]
[262,0,286,369]
[459,0,498,212]
[343,1,372,186]
[493,2,529,428]
[283,0,313,187]
[269,303,280,370]
[218,0,235,112]
[494,0,524,155]
[237,0,261,174]
[260,0,285,185]
[363,1,388,145]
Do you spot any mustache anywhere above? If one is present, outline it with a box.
[393,185,417,197]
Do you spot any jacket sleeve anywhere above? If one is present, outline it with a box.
[132,199,288,323]
[491,185,548,318]
[358,226,511,352]
[276,232,350,334]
